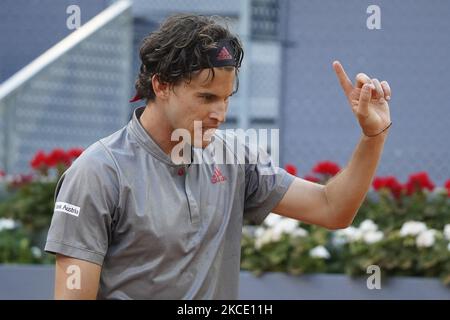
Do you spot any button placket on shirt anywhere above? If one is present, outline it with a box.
[178,164,200,227]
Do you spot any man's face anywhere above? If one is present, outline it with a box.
[163,67,236,148]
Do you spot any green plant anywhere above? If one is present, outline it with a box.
[0,148,83,264]
[240,163,450,285]
[0,221,54,264]
[0,180,57,234]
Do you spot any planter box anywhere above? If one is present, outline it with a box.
[1,265,450,299]
[239,271,450,300]
[0,265,54,299]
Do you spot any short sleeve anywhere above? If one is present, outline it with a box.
[243,141,295,225]
[44,143,119,266]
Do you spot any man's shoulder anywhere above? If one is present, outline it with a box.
[98,124,129,152]
[67,125,129,177]
[67,141,115,176]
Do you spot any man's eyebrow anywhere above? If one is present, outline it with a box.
[196,92,234,97]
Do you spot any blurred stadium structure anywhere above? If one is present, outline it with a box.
[0,0,449,185]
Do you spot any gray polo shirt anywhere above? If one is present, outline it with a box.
[45,106,295,299]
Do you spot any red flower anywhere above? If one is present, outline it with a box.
[444,179,450,197]
[373,176,403,199]
[46,148,71,167]
[285,164,297,176]
[404,171,435,195]
[312,161,341,176]
[30,150,48,170]
[67,148,83,160]
[304,174,320,183]
[0,170,5,177]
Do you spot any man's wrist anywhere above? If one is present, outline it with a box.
[362,121,392,140]
[361,129,389,142]
[363,121,392,138]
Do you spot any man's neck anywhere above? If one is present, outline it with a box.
[138,103,177,155]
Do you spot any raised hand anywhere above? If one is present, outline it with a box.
[333,60,392,137]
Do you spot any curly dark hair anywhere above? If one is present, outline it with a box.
[135,14,244,102]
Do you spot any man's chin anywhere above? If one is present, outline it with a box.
[201,140,213,149]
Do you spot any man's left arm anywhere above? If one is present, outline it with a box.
[273,60,392,229]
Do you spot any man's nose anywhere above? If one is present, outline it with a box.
[209,102,227,123]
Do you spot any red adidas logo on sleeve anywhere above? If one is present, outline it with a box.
[211,167,227,184]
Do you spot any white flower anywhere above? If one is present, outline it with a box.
[309,246,330,259]
[254,217,303,249]
[334,225,381,245]
[0,218,15,232]
[31,247,42,259]
[291,227,309,238]
[332,230,348,246]
[443,224,450,241]
[254,227,265,239]
[271,226,284,241]
[400,221,427,237]
[416,229,436,248]
[335,226,363,243]
[264,213,282,228]
[428,187,447,199]
[359,219,378,233]
[270,230,282,243]
[254,234,266,249]
[255,228,281,249]
[331,234,348,247]
[363,230,384,244]
[272,218,299,236]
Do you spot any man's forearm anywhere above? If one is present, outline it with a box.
[324,131,389,228]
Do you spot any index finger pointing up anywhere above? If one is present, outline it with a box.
[333,60,353,96]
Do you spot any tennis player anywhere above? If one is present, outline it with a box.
[45,14,392,299]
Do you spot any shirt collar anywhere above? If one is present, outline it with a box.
[128,106,188,166]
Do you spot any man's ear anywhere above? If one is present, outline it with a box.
[151,74,170,99]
